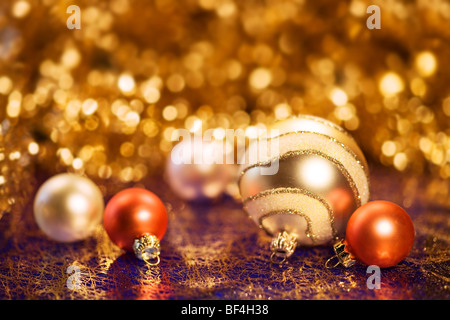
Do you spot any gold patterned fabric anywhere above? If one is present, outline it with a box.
[0,164,449,299]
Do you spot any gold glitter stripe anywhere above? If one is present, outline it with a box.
[257,209,317,244]
[240,130,369,178]
[241,149,361,207]
[287,114,350,135]
[238,131,370,202]
[243,187,338,240]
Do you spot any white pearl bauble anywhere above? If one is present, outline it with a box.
[33,173,104,242]
[165,138,234,201]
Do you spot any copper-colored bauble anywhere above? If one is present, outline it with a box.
[104,188,168,265]
[344,200,415,268]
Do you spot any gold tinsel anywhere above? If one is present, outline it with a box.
[1,0,450,218]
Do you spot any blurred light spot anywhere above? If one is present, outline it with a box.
[129,99,144,113]
[199,0,216,10]
[316,58,334,75]
[120,167,134,182]
[72,158,83,170]
[142,119,159,137]
[124,111,140,127]
[419,137,432,153]
[190,119,203,133]
[61,48,81,69]
[431,148,444,165]
[79,145,94,161]
[28,142,39,155]
[393,152,408,171]
[7,90,22,117]
[12,1,31,18]
[329,88,348,106]
[249,68,272,89]
[183,53,203,71]
[53,89,68,105]
[379,72,404,96]
[9,151,21,160]
[163,127,176,141]
[382,140,396,156]
[59,73,74,89]
[415,105,434,123]
[344,116,360,131]
[335,104,354,121]
[143,86,160,104]
[185,116,201,133]
[118,73,135,95]
[226,60,242,80]
[415,51,437,77]
[120,142,135,157]
[162,105,178,121]
[245,126,259,139]
[167,74,185,92]
[410,77,426,97]
[82,99,98,115]
[84,117,99,131]
[110,0,130,14]
[397,119,412,134]
[274,103,291,120]
[65,99,82,120]
[213,128,226,140]
[349,0,366,17]
[58,148,74,165]
[87,70,103,86]
[0,76,13,95]
[98,165,112,179]
[216,1,236,17]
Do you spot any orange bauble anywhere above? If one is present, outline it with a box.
[104,188,167,265]
[344,200,415,268]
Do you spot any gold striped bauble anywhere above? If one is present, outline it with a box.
[238,115,370,263]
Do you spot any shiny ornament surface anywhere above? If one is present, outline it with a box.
[239,115,370,259]
[33,173,104,242]
[165,138,234,201]
[344,200,415,268]
[103,188,167,253]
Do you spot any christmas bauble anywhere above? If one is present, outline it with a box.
[239,115,370,263]
[328,200,415,268]
[33,173,104,242]
[103,188,168,265]
[165,137,234,202]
